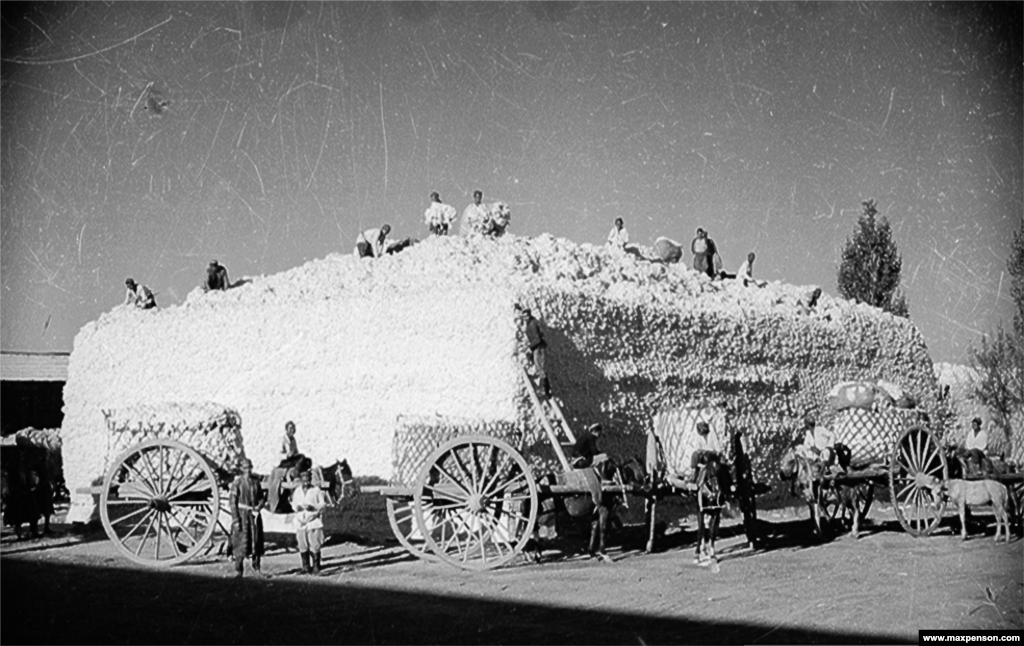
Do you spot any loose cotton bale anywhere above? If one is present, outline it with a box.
[390,415,523,486]
[102,402,244,476]
[653,237,683,264]
[829,381,883,411]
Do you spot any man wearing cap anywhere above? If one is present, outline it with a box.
[687,420,723,489]
[518,306,552,399]
[123,278,156,309]
[229,458,266,578]
[354,224,392,258]
[572,423,608,469]
[291,469,329,575]
[203,260,230,292]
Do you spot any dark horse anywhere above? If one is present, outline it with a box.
[540,457,645,563]
[694,452,730,565]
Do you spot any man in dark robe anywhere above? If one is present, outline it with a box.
[229,458,266,578]
[519,306,552,398]
[203,260,230,291]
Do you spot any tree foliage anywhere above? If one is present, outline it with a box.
[837,199,909,317]
[970,220,1024,440]
[1009,221,1024,341]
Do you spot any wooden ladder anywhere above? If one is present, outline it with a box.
[520,365,577,471]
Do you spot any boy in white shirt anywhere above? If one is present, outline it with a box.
[291,470,329,575]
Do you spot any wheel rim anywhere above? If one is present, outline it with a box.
[414,436,538,571]
[100,438,220,566]
[385,495,438,562]
[889,426,947,537]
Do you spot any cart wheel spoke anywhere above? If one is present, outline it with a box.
[889,426,947,537]
[414,436,537,570]
[101,439,220,566]
[385,495,438,561]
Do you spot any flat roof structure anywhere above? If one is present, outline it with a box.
[1,351,70,382]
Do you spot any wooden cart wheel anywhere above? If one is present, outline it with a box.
[1011,479,1024,535]
[100,438,220,566]
[414,436,538,570]
[889,426,948,537]
[385,494,438,562]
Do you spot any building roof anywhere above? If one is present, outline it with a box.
[0,351,70,382]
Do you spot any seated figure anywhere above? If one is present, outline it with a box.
[798,416,843,476]
[686,421,723,490]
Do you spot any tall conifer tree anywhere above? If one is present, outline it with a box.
[837,199,909,317]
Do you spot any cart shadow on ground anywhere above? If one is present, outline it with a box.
[0,554,909,645]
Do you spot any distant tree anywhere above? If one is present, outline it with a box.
[970,220,1024,442]
[1009,220,1024,341]
[837,199,909,317]
[971,329,1023,439]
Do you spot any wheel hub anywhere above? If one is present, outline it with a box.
[467,494,488,514]
[150,497,172,513]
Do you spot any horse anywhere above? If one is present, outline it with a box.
[779,446,867,539]
[320,459,359,506]
[693,452,730,565]
[537,456,644,563]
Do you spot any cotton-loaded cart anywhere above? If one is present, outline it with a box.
[801,381,1022,538]
[642,404,764,553]
[377,367,644,571]
[76,403,353,567]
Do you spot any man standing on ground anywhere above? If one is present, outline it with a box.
[519,306,551,399]
[123,278,157,309]
[292,470,329,575]
[229,458,266,579]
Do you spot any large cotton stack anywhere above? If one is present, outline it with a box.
[63,233,939,521]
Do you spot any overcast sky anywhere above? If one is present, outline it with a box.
[2,1,1021,365]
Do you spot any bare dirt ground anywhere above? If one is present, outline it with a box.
[2,496,1021,645]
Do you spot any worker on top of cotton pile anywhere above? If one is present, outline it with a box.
[123,278,157,309]
[607,218,629,250]
[736,252,766,288]
[691,228,722,280]
[203,259,230,292]
[459,189,488,236]
[354,224,391,258]
[486,201,512,237]
[425,191,457,236]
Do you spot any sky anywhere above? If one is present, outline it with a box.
[1,1,1021,365]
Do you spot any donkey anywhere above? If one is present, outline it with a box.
[548,457,644,563]
[779,447,827,538]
